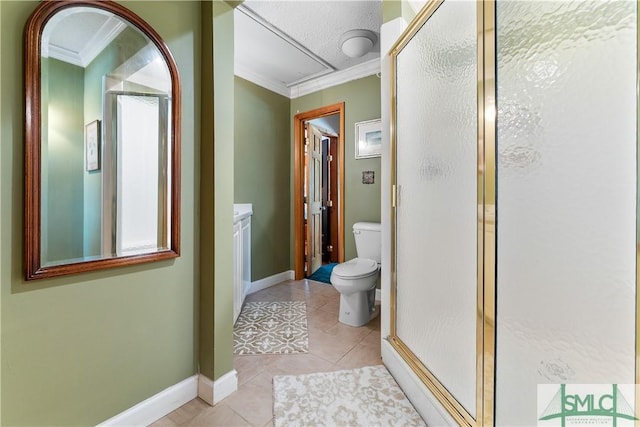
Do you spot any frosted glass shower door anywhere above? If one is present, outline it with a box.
[393,0,478,419]
[116,94,162,255]
[495,1,637,425]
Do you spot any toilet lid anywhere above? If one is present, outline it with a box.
[332,258,378,279]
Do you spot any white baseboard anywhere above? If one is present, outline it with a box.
[97,371,240,427]
[198,370,238,406]
[198,374,215,406]
[96,375,198,427]
[248,270,294,295]
[382,340,456,426]
[213,370,238,404]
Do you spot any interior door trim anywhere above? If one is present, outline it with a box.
[293,103,345,280]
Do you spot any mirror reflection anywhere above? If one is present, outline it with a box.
[39,7,173,267]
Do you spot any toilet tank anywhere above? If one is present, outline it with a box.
[353,222,381,263]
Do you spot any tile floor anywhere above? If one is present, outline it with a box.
[150,279,382,427]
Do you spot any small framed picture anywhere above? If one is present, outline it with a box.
[85,120,101,172]
[355,118,382,159]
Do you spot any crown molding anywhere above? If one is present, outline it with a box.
[235,58,381,99]
[235,63,291,98]
[79,18,127,67]
[46,17,126,68]
[289,58,380,99]
[47,45,84,67]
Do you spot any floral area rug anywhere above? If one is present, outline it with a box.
[273,365,426,427]
[233,301,308,355]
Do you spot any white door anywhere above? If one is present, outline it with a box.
[306,124,323,275]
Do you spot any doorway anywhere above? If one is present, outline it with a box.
[294,103,345,280]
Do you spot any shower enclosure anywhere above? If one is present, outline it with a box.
[388,1,638,425]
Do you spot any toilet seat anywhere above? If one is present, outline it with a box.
[332,258,378,280]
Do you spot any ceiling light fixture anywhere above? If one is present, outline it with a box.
[340,29,377,58]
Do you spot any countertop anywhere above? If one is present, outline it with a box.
[233,203,253,223]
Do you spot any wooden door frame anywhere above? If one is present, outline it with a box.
[294,103,345,280]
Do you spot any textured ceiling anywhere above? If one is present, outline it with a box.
[43,8,126,67]
[242,0,382,70]
[235,8,334,86]
[49,12,109,53]
[235,0,382,97]
[46,2,384,98]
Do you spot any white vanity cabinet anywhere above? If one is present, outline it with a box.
[240,217,251,298]
[233,204,252,323]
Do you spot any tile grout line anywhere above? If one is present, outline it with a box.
[154,279,381,427]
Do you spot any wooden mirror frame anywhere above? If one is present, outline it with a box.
[24,0,181,280]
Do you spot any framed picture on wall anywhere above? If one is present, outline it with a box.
[355,118,382,159]
[85,120,101,172]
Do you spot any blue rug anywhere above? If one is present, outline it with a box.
[308,263,338,284]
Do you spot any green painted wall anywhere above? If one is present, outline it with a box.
[383,0,402,23]
[291,76,382,262]
[383,0,417,25]
[0,1,200,425]
[212,0,235,381]
[199,0,215,383]
[234,76,291,281]
[83,45,106,257]
[402,2,418,25]
[1,6,5,420]
[199,0,235,382]
[44,59,85,265]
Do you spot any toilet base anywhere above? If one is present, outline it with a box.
[338,288,377,327]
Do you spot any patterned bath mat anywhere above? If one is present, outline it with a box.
[273,365,426,427]
[234,301,308,355]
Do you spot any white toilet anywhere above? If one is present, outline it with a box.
[330,222,381,327]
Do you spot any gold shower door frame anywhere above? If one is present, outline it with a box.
[392,1,640,426]
[389,1,495,425]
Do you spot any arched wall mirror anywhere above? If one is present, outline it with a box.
[24,0,181,280]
